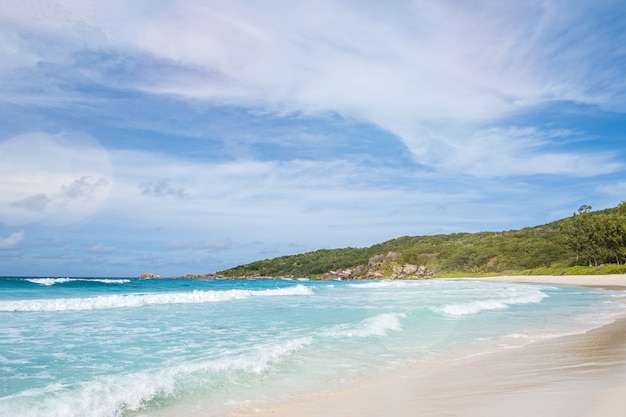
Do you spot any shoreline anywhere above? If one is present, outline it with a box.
[483,273,626,290]
[226,275,626,417]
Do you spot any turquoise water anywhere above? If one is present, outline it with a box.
[1,277,625,417]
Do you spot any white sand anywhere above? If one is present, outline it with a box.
[485,273,626,289]
[226,275,626,417]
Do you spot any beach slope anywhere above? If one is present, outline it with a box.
[229,275,626,417]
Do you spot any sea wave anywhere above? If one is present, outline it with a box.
[433,290,548,316]
[25,278,131,286]
[348,281,418,289]
[0,285,313,312]
[323,313,406,338]
[0,337,312,417]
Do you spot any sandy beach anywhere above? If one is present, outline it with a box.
[485,274,626,290]
[228,275,626,417]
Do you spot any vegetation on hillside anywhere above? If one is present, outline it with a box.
[560,203,626,266]
[217,202,626,278]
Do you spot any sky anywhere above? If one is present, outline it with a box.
[1,0,625,277]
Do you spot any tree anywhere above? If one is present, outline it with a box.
[598,202,626,265]
[560,205,604,266]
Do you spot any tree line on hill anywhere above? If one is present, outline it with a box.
[559,202,626,266]
[217,202,626,278]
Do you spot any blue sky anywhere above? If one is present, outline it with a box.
[1,0,625,277]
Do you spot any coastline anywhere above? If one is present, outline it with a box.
[484,273,626,290]
[226,275,626,417]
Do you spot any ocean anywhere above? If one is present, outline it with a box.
[1,277,625,417]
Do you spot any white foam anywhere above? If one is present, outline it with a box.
[0,285,313,312]
[434,290,548,316]
[324,313,406,338]
[25,278,131,286]
[348,281,424,289]
[0,337,312,417]
[25,278,73,286]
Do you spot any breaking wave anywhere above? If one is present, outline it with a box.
[323,313,406,338]
[348,281,425,289]
[0,285,313,312]
[0,337,312,417]
[433,290,548,316]
[25,278,131,286]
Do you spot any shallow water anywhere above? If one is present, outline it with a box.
[1,277,624,417]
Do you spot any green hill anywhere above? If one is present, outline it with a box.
[217,203,626,279]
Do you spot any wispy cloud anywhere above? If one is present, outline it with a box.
[0,131,112,225]
[0,230,25,250]
[438,127,623,177]
[87,242,116,253]
[2,1,624,178]
[1,1,625,276]
[597,181,626,199]
[103,147,554,253]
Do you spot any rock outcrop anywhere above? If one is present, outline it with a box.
[320,251,432,280]
[368,254,385,268]
[181,273,224,279]
[384,251,402,263]
[139,272,161,279]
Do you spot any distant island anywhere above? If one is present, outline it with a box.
[147,203,626,280]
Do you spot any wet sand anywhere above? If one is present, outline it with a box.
[228,275,626,417]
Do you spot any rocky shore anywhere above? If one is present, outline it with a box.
[139,272,227,279]
[138,272,162,279]
[319,251,432,280]
[142,251,433,280]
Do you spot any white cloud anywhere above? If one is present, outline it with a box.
[130,1,540,120]
[101,148,479,248]
[123,2,626,136]
[0,0,626,182]
[5,3,626,276]
[0,131,112,225]
[1,1,624,179]
[87,242,116,253]
[0,230,25,250]
[438,127,623,177]
[597,181,626,199]
[106,143,613,248]
[163,238,233,252]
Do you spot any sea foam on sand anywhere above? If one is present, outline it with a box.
[225,275,626,417]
